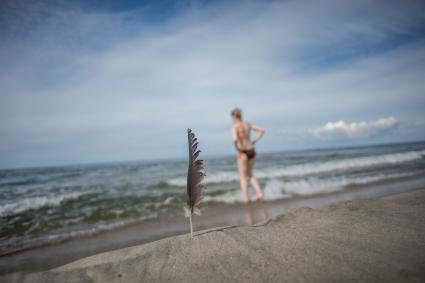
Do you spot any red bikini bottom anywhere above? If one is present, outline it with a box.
[238,149,256,160]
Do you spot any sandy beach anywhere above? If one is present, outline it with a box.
[2,188,425,283]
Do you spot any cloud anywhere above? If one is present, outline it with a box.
[0,0,425,168]
[312,117,399,139]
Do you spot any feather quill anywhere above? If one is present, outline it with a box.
[186,129,206,238]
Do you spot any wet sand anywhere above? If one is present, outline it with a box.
[2,187,425,282]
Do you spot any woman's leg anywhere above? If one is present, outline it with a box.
[237,155,250,203]
[248,158,264,201]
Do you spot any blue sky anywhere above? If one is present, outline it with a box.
[1,0,425,169]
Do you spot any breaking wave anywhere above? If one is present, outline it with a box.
[0,191,85,217]
[203,171,418,203]
[166,150,425,186]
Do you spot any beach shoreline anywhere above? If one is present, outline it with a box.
[1,172,425,280]
[2,187,425,282]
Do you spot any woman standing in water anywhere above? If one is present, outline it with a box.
[231,108,265,203]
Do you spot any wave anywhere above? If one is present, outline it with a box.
[44,214,157,242]
[263,171,420,198]
[203,190,245,204]
[203,171,418,203]
[0,191,85,217]
[264,150,425,178]
[166,171,240,187]
[166,149,425,186]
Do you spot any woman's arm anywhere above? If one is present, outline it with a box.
[250,124,265,145]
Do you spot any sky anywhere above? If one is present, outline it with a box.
[1,0,425,169]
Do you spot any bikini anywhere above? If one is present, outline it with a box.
[238,149,256,160]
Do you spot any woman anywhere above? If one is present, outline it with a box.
[231,108,265,203]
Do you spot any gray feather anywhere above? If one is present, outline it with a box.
[187,129,206,215]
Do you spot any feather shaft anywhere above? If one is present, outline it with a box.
[186,129,206,238]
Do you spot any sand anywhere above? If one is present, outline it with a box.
[2,189,425,283]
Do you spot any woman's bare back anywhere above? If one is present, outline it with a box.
[233,122,254,151]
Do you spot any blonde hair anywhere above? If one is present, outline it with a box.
[231,108,242,119]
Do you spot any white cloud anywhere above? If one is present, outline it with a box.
[1,0,425,167]
[313,117,399,139]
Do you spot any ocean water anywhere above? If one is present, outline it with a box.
[1,142,425,254]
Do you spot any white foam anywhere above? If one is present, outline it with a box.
[203,190,244,204]
[263,171,417,199]
[167,171,240,186]
[0,191,85,217]
[264,150,425,178]
[166,149,425,186]
[262,179,292,200]
[202,171,418,203]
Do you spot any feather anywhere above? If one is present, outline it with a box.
[186,129,206,238]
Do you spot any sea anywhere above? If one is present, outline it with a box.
[1,141,425,255]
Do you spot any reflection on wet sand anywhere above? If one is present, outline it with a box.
[243,202,270,225]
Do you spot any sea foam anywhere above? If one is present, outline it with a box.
[201,171,418,203]
[166,149,425,186]
[0,191,85,217]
